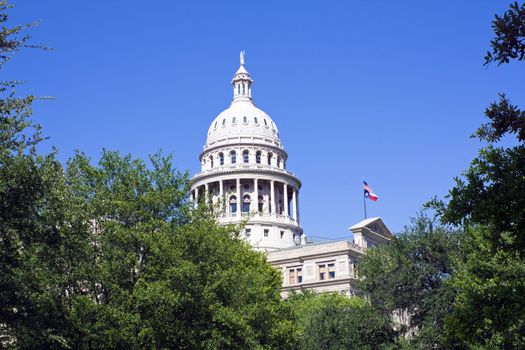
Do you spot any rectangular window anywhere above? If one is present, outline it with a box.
[319,264,326,280]
[289,269,295,285]
[280,230,285,239]
[245,229,251,237]
[288,267,303,285]
[264,229,269,237]
[328,263,335,279]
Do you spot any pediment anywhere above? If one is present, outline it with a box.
[349,217,393,240]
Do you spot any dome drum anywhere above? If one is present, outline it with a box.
[199,145,288,173]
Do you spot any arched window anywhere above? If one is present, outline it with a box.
[242,194,251,213]
[264,119,268,126]
[209,155,214,168]
[232,116,237,124]
[254,117,259,124]
[218,152,224,166]
[243,116,248,124]
[258,195,264,212]
[230,150,236,164]
[229,195,237,214]
[277,156,282,168]
[267,152,273,166]
[222,119,226,126]
[237,84,240,94]
[255,151,261,164]
[243,150,249,163]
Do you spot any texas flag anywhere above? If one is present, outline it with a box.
[363,181,378,201]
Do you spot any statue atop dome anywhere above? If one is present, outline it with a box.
[240,50,245,66]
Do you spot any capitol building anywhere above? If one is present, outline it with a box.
[190,53,392,296]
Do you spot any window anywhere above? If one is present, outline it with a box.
[222,119,226,126]
[243,184,249,190]
[243,116,248,124]
[267,152,273,166]
[218,153,224,166]
[229,195,237,214]
[264,229,269,237]
[232,116,237,124]
[318,263,335,280]
[328,263,335,279]
[245,228,251,237]
[214,121,217,128]
[230,151,236,164]
[258,195,263,212]
[242,194,251,213]
[237,84,240,94]
[280,230,285,239]
[256,151,261,164]
[277,156,282,168]
[264,119,268,126]
[319,264,327,280]
[289,267,303,285]
[209,155,214,168]
[243,150,249,163]
[254,117,259,124]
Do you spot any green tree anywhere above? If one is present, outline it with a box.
[357,215,462,349]
[434,2,525,348]
[286,292,396,350]
[0,1,75,347]
[60,151,294,349]
[484,1,525,66]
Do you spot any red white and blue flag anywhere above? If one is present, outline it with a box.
[363,181,378,202]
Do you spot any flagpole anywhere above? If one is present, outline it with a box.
[363,191,367,219]
[362,177,367,219]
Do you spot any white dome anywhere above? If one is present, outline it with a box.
[204,52,282,149]
[206,100,280,145]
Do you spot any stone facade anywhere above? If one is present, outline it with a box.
[267,217,392,297]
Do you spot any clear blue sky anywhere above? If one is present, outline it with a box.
[6,1,524,238]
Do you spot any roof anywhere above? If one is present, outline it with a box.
[349,217,381,230]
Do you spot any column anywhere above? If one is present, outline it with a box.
[236,178,241,217]
[195,187,199,205]
[204,183,209,207]
[283,183,289,217]
[270,180,276,215]
[219,180,224,213]
[254,178,259,213]
[296,190,300,224]
[292,187,298,223]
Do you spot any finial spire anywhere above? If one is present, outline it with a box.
[231,51,253,103]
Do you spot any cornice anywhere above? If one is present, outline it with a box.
[190,167,302,188]
[280,277,358,292]
[199,140,288,161]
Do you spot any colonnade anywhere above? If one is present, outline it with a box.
[192,177,300,224]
